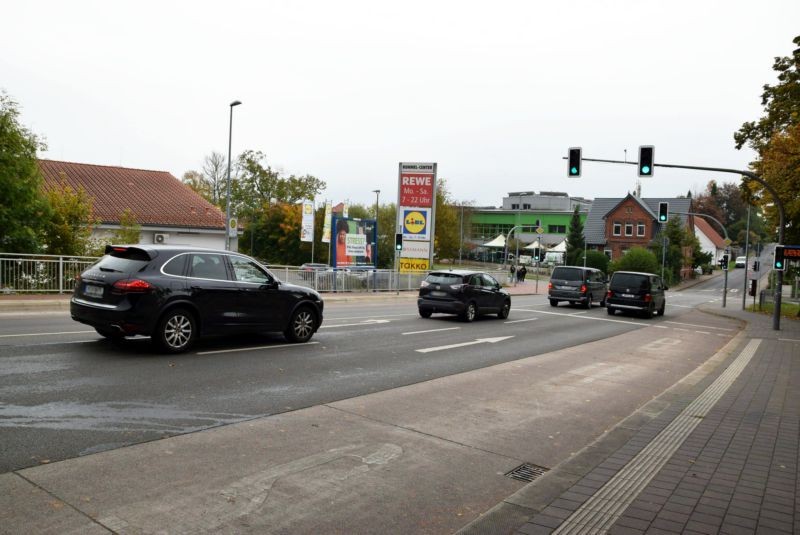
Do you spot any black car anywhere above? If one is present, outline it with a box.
[71,245,324,352]
[547,265,608,308]
[606,271,667,318]
[418,270,510,322]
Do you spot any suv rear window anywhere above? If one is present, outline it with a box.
[95,252,150,274]
[611,273,650,290]
[425,273,466,285]
[551,267,583,281]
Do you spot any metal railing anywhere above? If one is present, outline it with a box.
[269,267,428,293]
[1,253,98,294]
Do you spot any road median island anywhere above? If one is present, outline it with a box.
[4,310,743,534]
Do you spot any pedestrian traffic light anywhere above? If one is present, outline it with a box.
[773,245,785,271]
[752,260,760,272]
[638,146,654,177]
[720,254,729,270]
[568,147,582,177]
[658,202,668,222]
[395,233,403,251]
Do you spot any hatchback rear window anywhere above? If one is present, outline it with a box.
[425,273,466,285]
[95,254,149,274]
[611,274,650,290]
[551,268,583,281]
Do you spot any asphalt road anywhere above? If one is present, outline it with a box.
[0,290,738,474]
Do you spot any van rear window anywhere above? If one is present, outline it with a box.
[612,274,650,289]
[551,267,583,281]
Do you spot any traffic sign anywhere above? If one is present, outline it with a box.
[723,238,732,247]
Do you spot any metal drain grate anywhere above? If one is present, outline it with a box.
[505,463,549,483]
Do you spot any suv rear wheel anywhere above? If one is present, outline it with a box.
[461,302,477,322]
[154,308,196,353]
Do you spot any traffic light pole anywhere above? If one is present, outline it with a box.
[575,157,786,330]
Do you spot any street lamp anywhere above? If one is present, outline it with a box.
[372,189,380,219]
[225,100,242,251]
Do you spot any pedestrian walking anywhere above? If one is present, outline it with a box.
[509,264,516,284]
[519,265,527,282]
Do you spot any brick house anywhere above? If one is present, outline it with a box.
[584,193,695,278]
[38,160,231,250]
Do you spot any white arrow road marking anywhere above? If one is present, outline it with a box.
[321,319,390,329]
[402,327,461,335]
[416,336,514,353]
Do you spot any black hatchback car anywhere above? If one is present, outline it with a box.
[606,271,667,318]
[418,270,510,322]
[71,245,324,352]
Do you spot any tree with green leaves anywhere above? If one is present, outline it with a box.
[0,91,49,253]
[576,250,610,273]
[40,178,95,256]
[650,216,696,284]
[608,247,659,275]
[565,205,584,265]
[433,179,460,262]
[734,35,800,244]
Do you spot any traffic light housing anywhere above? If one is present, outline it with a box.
[773,245,785,271]
[568,147,582,177]
[658,202,668,222]
[752,260,760,272]
[720,254,729,270]
[395,233,403,251]
[638,146,654,177]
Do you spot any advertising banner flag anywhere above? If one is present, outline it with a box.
[321,201,333,243]
[300,200,314,243]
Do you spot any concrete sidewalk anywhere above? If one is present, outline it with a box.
[460,306,800,534]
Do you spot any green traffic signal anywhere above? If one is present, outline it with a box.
[641,166,651,175]
[570,166,578,175]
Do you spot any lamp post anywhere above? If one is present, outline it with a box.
[372,189,380,219]
[225,100,242,251]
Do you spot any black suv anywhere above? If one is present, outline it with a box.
[71,245,324,352]
[606,271,667,318]
[418,270,510,322]
[548,266,608,308]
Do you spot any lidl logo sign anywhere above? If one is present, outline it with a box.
[403,210,427,235]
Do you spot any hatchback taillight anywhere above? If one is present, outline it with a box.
[112,279,152,293]
[548,282,553,289]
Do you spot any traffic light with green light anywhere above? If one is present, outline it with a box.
[773,245,785,271]
[658,202,668,222]
[568,147,582,177]
[395,233,403,251]
[638,146,654,177]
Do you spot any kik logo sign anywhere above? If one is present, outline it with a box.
[403,210,427,235]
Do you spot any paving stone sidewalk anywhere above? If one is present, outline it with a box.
[461,306,799,535]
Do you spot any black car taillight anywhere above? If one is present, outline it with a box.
[607,290,613,298]
[112,279,153,293]
[644,294,652,302]
[580,284,587,294]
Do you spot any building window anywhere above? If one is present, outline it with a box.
[523,203,531,209]
[625,223,633,236]
[613,221,622,236]
[637,222,646,237]
[548,224,566,233]
[625,207,633,214]
[511,203,519,210]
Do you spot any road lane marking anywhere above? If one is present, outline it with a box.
[668,304,693,308]
[665,321,735,331]
[416,336,514,353]
[503,318,539,324]
[521,309,650,326]
[695,331,711,335]
[0,330,94,338]
[320,319,390,329]
[322,313,416,321]
[779,338,800,343]
[402,327,461,335]
[197,341,320,355]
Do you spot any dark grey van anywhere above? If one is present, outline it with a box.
[606,271,667,318]
[547,266,608,308]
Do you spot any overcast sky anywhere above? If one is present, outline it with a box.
[3,1,798,208]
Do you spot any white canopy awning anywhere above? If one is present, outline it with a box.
[550,239,567,252]
[483,234,506,247]
[523,239,543,250]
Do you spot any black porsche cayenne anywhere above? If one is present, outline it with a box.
[71,245,324,352]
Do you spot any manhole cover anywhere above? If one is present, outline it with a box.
[505,463,549,483]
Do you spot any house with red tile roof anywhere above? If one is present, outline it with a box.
[38,160,231,250]
[694,217,726,263]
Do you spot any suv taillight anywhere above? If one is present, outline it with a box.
[548,282,553,289]
[644,294,652,302]
[607,290,613,298]
[112,279,152,293]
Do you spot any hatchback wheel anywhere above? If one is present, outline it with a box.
[461,302,477,322]
[419,308,432,318]
[497,300,510,319]
[607,307,615,316]
[549,299,559,307]
[154,308,196,353]
[285,306,316,343]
